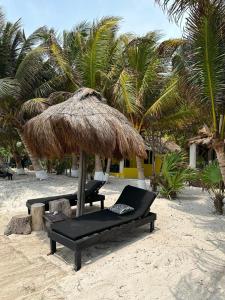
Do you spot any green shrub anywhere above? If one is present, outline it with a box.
[201,162,224,214]
[158,151,195,199]
[54,159,69,175]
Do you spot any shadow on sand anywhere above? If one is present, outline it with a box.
[171,237,225,300]
[35,204,157,269]
[167,187,225,299]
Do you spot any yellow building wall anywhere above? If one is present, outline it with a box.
[111,155,162,179]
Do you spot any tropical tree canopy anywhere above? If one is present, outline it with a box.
[156,0,225,183]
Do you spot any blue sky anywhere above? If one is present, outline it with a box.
[0,0,182,38]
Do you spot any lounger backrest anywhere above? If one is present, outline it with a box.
[115,185,157,218]
[84,180,105,197]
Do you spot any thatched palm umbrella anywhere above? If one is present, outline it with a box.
[23,88,147,216]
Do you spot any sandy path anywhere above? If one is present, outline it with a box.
[0,174,225,299]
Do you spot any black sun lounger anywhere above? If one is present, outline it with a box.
[26,180,105,214]
[47,185,157,271]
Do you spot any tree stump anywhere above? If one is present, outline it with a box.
[49,198,72,217]
[4,214,32,236]
[31,203,45,231]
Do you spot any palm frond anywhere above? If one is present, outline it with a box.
[155,0,197,22]
[144,77,179,117]
[49,37,78,88]
[16,26,49,67]
[114,70,139,115]
[186,2,225,132]
[154,103,197,130]
[139,58,161,97]
[79,16,121,88]
[0,78,20,99]
[0,20,22,77]
[34,75,68,98]
[15,46,48,98]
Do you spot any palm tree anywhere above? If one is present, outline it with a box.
[113,33,193,189]
[47,17,121,180]
[0,11,66,178]
[156,0,225,182]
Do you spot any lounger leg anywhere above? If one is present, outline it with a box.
[150,221,155,233]
[28,208,30,215]
[101,199,104,210]
[90,202,93,207]
[74,250,81,271]
[50,239,56,254]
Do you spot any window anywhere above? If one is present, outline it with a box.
[124,159,130,167]
[144,151,153,164]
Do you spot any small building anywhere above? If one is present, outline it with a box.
[188,127,215,169]
[110,139,181,179]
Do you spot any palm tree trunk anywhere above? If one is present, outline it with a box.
[104,158,111,183]
[71,154,79,177]
[94,155,104,180]
[136,156,147,189]
[13,151,25,175]
[213,139,225,183]
[17,129,48,180]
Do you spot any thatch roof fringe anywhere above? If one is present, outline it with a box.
[23,88,147,159]
[188,125,213,147]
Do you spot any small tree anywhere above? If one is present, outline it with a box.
[158,152,195,199]
[201,162,224,214]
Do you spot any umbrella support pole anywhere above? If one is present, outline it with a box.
[76,150,87,217]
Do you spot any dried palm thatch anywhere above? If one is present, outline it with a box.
[23,88,147,216]
[20,92,74,123]
[146,137,181,154]
[20,98,49,121]
[189,125,213,147]
[23,88,147,160]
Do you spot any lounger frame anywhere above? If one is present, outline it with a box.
[48,212,156,271]
[27,194,105,214]
[26,180,105,214]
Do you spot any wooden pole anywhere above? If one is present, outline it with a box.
[76,150,87,217]
[31,203,45,231]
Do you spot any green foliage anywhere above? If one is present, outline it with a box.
[48,17,121,92]
[201,161,223,190]
[0,146,10,159]
[156,1,225,137]
[0,17,67,129]
[113,32,196,134]
[0,6,201,177]
[54,159,69,175]
[200,161,224,214]
[158,151,195,199]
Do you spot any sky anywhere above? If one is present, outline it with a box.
[0,0,183,39]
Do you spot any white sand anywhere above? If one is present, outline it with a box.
[1,173,225,300]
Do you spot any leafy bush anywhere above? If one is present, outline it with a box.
[201,162,224,214]
[158,152,195,199]
[54,159,69,175]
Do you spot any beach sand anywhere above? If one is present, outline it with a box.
[0,173,225,300]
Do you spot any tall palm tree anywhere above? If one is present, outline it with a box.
[0,12,66,178]
[113,33,194,189]
[47,17,121,180]
[156,0,225,182]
